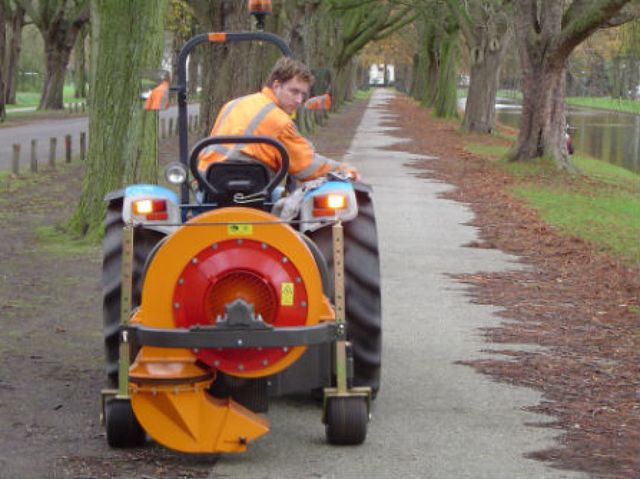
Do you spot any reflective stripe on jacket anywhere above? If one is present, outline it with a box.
[198,87,341,181]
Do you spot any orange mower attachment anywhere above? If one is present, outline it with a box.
[111,207,335,453]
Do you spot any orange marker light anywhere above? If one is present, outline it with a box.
[327,194,346,209]
[208,32,227,43]
[133,199,154,215]
[132,199,168,220]
[249,0,272,13]
[312,194,347,216]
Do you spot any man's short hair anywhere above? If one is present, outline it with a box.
[266,57,315,87]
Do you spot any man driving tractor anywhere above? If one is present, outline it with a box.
[198,57,359,181]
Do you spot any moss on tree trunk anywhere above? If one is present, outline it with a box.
[69,0,167,237]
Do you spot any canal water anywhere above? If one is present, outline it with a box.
[495,99,640,174]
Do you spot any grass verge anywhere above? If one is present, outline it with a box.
[6,86,86,111]
[465,141,640,263]
[34,224,99,258]
[566,96,640,115]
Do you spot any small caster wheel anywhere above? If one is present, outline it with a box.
[105,398,146,448]
[325,396,368,445]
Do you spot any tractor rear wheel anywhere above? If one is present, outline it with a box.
[308,184,382,397]
[105,398,146,448]
[102,200,165,387]
[325,396,368,445]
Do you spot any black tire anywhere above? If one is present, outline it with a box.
[325,396,368,445]
[103,200,165,387]
[308,184,382,397]
[105,398,146,448]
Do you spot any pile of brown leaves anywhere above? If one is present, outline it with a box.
[385,95,640,478]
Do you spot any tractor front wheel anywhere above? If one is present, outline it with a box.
[325,396,368,445]
[105,398,146,448]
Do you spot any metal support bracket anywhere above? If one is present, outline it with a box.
[117,224,135,399]
[321,221,373,421]
[332,221,348,393]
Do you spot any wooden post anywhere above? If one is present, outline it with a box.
[81,102,86,113]
[168,118,174,137]
[80,132,87,161]
[161,118,167,139]
[30,140,38,173]
[49,137,57,168]
[12,144,20,176]
[65,135,72,163]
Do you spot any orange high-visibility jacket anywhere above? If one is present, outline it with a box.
[198,87,345,181]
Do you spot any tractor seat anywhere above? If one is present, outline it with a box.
[203,159,273,208]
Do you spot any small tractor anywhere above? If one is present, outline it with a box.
[100,3,381,454]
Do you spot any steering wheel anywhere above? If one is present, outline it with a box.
[189,135,290,199]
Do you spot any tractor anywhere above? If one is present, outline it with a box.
[100,2,381,454]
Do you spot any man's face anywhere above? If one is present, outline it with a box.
[272,76,310,115]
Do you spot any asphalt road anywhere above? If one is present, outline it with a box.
[208,90,586,478]
[0,105,198,171]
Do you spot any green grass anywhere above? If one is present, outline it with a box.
[513,185,640,260]
[572,155,640,190]
[465,141,640,262]
[6,85,85,111]
[566,96,640,115]
[465,143,509,160]
[34,225,99,257]
[354,88,374,101]
[497,89,522,100]
[493,90,640,114]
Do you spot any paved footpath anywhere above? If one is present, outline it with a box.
[209,90,586,478]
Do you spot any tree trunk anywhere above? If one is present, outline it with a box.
[462,36,508,133]
[73,26,88,98]
[0,0,5,121]
[411,19,436,107]
[196,0,260,135]
[39,42,72,109]
[5,6,25,104]
[433,29,459,118]
[508,62,573,169]
[25,0,90,110]
[509,0,633,167]
[69,0,167,237]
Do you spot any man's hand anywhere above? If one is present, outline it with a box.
[331,163,360,182]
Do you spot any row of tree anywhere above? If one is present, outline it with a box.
[0,0,90,119]
[400,0,639,171]
[72,0,421,236]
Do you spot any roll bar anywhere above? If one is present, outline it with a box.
[176,32,293,203]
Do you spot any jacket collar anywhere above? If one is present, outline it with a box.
[262,87,280,108]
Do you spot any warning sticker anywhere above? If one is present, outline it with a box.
[281,282,294,306]
[227,224,253,236]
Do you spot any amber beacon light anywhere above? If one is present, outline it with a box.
[249,0,272,30]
